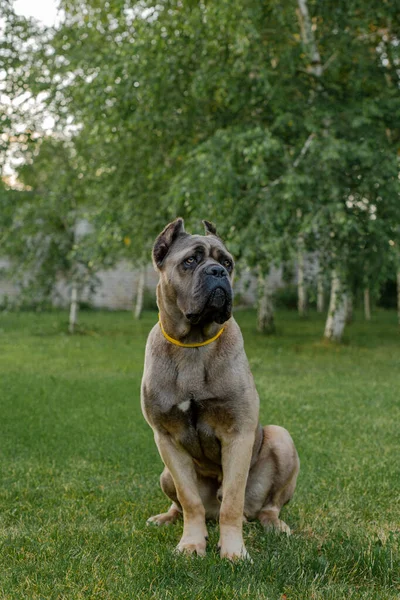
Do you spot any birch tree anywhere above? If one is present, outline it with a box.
[296,0,351,336]
[0,1,39,171]
[317,273,325,313]
[324,271,348,342]
[257,273,275,334]
[297,233,307,316]
[3,138,97,320]
[292,0,399,340]
[68,283,79,334]
[10,0,400,338]
[134,266,146,320]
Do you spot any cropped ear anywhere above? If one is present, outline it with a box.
[202,220,218,237]
[153,218,185,268]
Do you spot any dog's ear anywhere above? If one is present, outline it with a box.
[153,218,185,268]
[202,220,218,237]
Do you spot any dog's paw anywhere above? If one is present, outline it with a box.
[146,511,179,526]
[176,536,207,557]
[260,517,291,535]
[220,543,252,562]
[218,535,252,562]
[218,526,252,562]
[275,519,291,535]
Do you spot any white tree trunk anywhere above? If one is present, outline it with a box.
[397,268,400,327]
[317,272,324,313]
[297,235,307,316]
[297,0,323,76]
[324,270,347,342]
[257,273,275,334]
[134,267,146,320]
[69,283,79,334]
[364,287,371,321]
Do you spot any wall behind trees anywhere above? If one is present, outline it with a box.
[0,257,289,311]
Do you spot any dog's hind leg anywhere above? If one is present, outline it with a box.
[147,468,182,526]
[147,467,221,525]
[244,425,299,535]
[147,503,181,526]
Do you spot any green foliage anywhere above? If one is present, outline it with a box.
[2,138,99,305]
[274,284,298,310]
[2,0,400,316]
[378,278,398,309]
[0,1,39,168]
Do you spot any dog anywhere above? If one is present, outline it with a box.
[141,218,299,560]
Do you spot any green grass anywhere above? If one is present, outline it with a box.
[0,309,399,599]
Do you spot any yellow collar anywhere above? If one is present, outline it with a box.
[158,314,225,348]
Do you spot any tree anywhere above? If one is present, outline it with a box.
[3,138,97,327]
[8,0,400,342]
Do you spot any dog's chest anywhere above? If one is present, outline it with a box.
[159,358,237,468]
[176,355,235,422]
[164,392,231,469]
[175,353,206,395]
[143,337,251,472]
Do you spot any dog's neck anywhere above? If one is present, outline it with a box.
[157,285,224,344]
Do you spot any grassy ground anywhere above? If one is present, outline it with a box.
[0,308,399,599]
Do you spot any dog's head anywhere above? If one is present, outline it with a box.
[153,218,234,325]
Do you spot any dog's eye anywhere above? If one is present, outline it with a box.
[222,259,232,269]
[184,256,196,266]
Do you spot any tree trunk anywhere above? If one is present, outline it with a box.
[364,287,371,321]
[297,0,323,76]
[134,267,146,320]
[397,268,400,327]
[69,282,79,334]
[257,273,275,334]
[317,272,324,313]
[297,235,307,316]
[324,270,347,342]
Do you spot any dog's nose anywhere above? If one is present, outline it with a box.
[205,264,227,278]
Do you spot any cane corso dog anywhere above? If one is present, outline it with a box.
[141,218,299,560]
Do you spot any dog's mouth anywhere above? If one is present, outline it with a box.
[186,286,232,325]
[207,287,227,309]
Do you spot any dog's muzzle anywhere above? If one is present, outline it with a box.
[208,287,227,309]
[185,282,232,325]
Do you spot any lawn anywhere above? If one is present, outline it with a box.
[0,309,399,599]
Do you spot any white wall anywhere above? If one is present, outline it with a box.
[1,258,301,310]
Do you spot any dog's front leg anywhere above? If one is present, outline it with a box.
[218,431,255,560]
[155,432,208,556]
